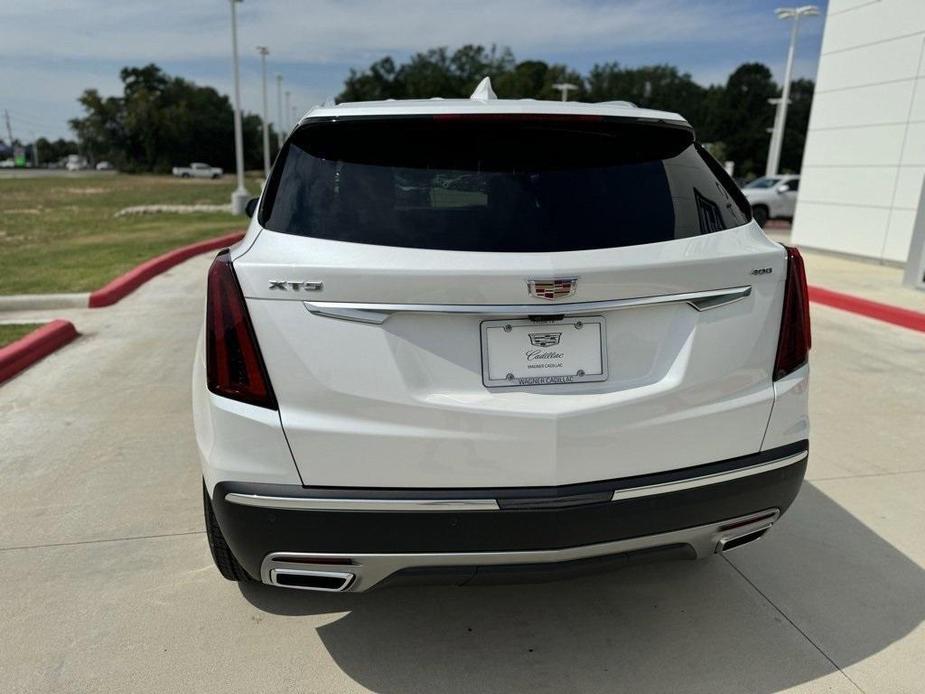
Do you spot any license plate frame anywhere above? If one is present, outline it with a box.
[480,316,608,388]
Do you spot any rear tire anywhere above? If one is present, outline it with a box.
[752,205,769,228]
[203,482,254,582]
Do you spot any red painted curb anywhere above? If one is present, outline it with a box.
[88,231,245,308]
[809,285,925,333]
[0,320,78,384]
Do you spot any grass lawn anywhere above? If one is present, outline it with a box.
[0,323,44,348]
[0,173,260,295]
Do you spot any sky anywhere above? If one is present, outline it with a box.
[0,0,827,141]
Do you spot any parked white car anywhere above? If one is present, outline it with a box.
[65,154,89,171]
[741,175,800,227]
[172,162,223,179]
[194,83,811,592]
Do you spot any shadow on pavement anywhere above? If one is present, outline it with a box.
[239,483,925,693]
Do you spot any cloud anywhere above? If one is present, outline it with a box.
[0,0,806,64]
[0,0,825,139]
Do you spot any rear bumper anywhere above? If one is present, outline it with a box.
[210,441,807,591]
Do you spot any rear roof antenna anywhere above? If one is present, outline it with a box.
[470,76,497,101]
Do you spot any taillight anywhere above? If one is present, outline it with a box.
[205,250,277,409]
[773,246,812,380]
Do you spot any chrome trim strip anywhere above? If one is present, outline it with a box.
[224,494,501,512]
[225,448,804,513]
[302,286,752,324]
[610,451,808,502]
[261,509,781,590]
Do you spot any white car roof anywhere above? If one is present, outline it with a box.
[300,78,688,127]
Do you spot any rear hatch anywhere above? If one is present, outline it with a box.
[235,115,786,488]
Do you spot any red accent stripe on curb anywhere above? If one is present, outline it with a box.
[808,285,925,333]
[88,231,245,308]
[0,320,78,384]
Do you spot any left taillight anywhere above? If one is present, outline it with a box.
[205,249,277,409]
[773,246,812,381]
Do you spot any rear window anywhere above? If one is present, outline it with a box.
[261,117,751,252]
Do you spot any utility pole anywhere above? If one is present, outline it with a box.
[765,5,820,177]
[552,83,578,102]
[291,104,298,127]
[285,90,291,131]
[257,45,271,177]
[276,74,284,148]
[31,132,39,167]
[3,110,13,146]
[227,0,249,214]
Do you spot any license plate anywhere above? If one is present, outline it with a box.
[480,316,608,387]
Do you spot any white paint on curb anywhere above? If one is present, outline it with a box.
[114,204,232,217]
[0,293,90,312]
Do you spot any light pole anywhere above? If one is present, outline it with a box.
[257,46,271,178]
[276,74,284,148]
[765,5,820,177]
[553,82,578,102]
[228,0,249,214]
[285,90,291,131]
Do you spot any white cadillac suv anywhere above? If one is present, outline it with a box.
[194,83,810,592]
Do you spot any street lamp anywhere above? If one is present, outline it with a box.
[765,5,820,177]
[285,90,291,130]
[257,46,270,178]
[553,82,578,102]
[227,0,249,214]
[276,74,284,148]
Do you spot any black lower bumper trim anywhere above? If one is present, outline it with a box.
[210,445,807,580]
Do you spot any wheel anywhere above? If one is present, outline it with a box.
[181,173,190,179]
[203,481,255,582]
[211,173,220,180]
[752,205,769,228]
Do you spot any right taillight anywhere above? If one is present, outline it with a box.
[205,249,277,409]
[773,246,812,380]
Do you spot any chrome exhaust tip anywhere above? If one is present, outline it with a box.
[269,568,355,592]
[716,525,772,554]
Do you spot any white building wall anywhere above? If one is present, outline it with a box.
[792,0,925,263]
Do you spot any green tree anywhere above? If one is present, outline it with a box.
[716,63,778,178]
[335,47,812,178]
[70,63,277,173]
[780,78,814,173]
[586,63,706,120]
[500,61,585,101]
[339,57,400,101]
[340,45,516,101]
[35,137,79,165]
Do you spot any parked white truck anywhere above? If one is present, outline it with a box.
[172,162,223,179]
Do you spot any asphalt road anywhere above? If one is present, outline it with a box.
[1,254,924,693]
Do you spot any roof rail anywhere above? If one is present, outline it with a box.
[603,100,638,108]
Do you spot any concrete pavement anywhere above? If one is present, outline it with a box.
[1,254,924,693]
[765,226,925,313]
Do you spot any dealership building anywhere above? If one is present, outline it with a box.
[792,0,925,269]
